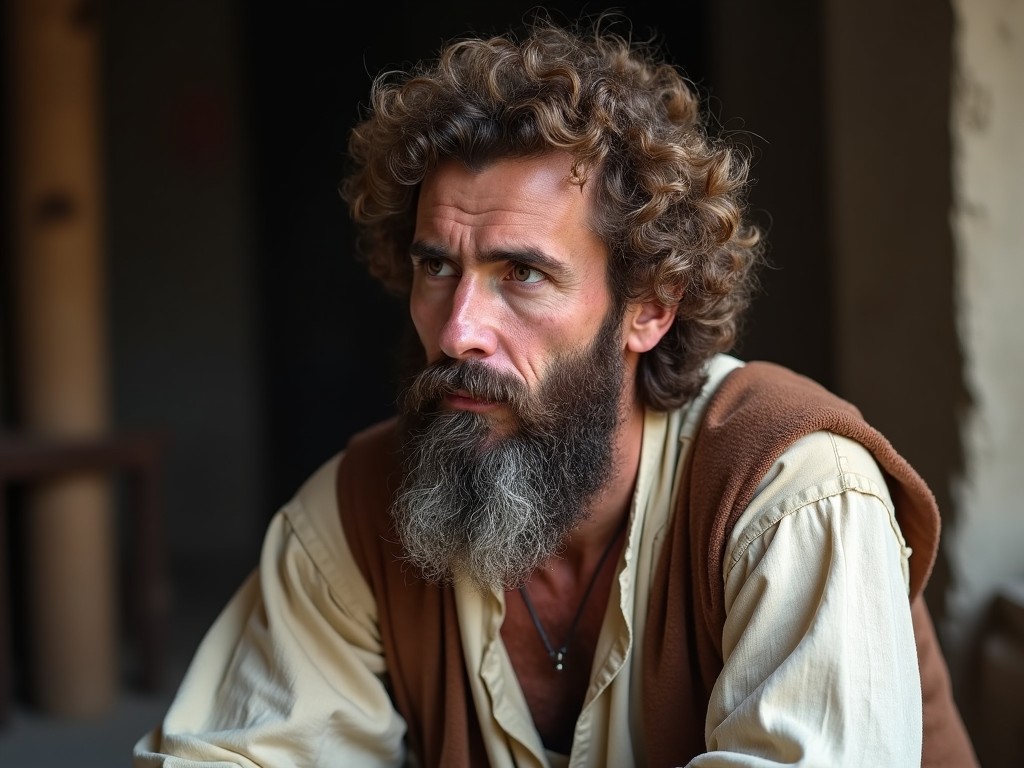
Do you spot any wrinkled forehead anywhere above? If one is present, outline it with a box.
[416,153,603,250]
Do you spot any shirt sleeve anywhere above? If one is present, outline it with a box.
[689,431,922,767]
[132,454,409,767]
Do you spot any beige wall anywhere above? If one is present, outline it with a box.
[949,0,1024,699]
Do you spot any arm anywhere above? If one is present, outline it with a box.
[133,455,408,767]
[691,432,922,767]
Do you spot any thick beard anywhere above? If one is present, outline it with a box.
[392,310,627,592]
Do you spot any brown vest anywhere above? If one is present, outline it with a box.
[336,361,978,767]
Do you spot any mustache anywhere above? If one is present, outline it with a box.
[401,358,530,416]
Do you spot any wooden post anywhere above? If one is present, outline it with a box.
[6,0,117,717]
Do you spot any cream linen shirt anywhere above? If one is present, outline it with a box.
[134,355,922,767]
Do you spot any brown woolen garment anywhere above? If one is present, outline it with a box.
[642,360,977,767]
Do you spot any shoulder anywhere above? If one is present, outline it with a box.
[702,360,863,437]
[285,450,346,565]
[287,416,401,520]
[745,430,894,514]
[725,430,904,579]
[692,358,894,508]
[277,417,401,600]
[333,417,404,541]
[690,359,938,600]
[335,416,404,495]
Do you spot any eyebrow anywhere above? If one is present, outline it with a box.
[409,240,572,280]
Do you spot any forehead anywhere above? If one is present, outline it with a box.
[414,153,606,269]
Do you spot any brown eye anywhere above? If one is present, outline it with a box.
[425,258,445,276]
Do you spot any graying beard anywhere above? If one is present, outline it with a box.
[392,412,571,592]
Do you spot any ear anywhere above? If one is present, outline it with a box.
[624,300,677,353]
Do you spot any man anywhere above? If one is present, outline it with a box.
[135,12,977,767]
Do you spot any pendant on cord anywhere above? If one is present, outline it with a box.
[520,583,573,671]
[518,513,630,673]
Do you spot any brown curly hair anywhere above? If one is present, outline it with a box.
[339,11,763,409]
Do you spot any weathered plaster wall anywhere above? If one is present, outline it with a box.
[948,0,1024,680]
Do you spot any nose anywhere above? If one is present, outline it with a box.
[438,277,498,361]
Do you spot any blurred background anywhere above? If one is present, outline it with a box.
[0,0,1021,765]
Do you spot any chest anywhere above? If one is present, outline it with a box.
[500,562,619,755]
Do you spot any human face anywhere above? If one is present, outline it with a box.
[409,153,622,427]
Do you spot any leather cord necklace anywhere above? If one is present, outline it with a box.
[518,514,628,671]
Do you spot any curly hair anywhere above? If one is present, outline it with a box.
[339,12,763,409]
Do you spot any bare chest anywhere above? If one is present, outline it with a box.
[500,565,618,754]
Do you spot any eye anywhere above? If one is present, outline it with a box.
[509,263,545,284]
[419,257,455,277]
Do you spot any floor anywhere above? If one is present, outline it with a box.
[0,554,255,768]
